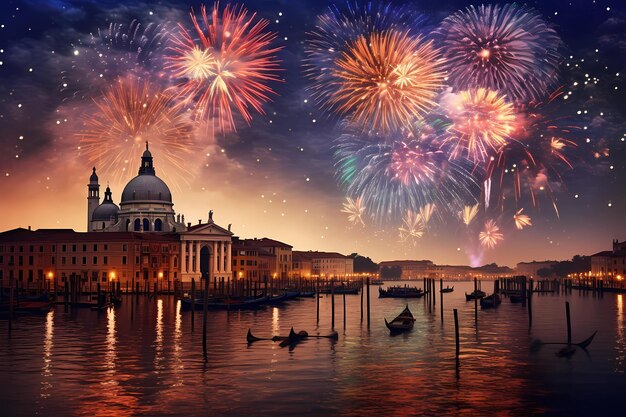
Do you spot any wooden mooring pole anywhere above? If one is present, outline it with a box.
[331,279,335,329]
[453,308,460,366]
[316,276,320,324]
[191,278,196,330]
[565,301,572,344]
[366,276,371,328]
[203,275,209,357]
[474,277,478,327]
[360,276,364,323]
[440,278,444,323]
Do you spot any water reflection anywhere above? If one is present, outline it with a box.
[617,295,624,373]
[105,307,116,371]
[154,298,163,370]
[172,299,184,385]
[41,310,54,399]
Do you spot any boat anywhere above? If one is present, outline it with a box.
[298,291,316,298]
[509,293,525,303]
[480,293,501,309]
[0,293,52,314]
[370,279,384,285]
[384,305,416,334]
[321,286,359,295]
[266,291,300,305]
[181,295,269,311]
[379,286,424,298]
[465,290,487,301]
[440,286,454,293]
[247,328,339,344]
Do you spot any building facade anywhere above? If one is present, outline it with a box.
[591,239,626,279]
[230,237,276,283]
[0,145,232,289]
[293,251,353,278]
[516,261,559,279]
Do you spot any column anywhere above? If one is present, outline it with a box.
[217,241,223,273]
[213,241,218,274]
[180,240,186,274]
[186,241,191,274]
[195,241,201,275]
[226,242,232,274]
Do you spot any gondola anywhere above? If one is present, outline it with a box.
[0,293,51,314]
[298,291,316,298]
[480,293,501,309]
[465,290,486,301]
[181,295,269,311]
[370,279,384,285]
[440,286,454,293]
[384,305,416,334]
[266,291,300,305]
[379,286,424,298]
[321,286,359,295]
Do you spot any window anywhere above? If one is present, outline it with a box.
[29,245,34,252]
[39,246,43,252]
[19,246,23,253]
[62,257,66,265]
[123,244,127,251]
[0,256,2,264]
[135,256,140,264]
[122,256,127,265]
[52,256,55,265]
[62,245,66,252]
[104,244,108,251]
[134,219,141,231]
[72,257,76,265]
[93,244,98,251]
[240,260,244,266]
[143,219,150,231]
[93,256,98,265]
[155,218,162,231]
[72,244,76,252]
[103,256,108,265]
[82,244,87,252]
[28,256,33,266]
[82,257,87,265]
[18,256,23,266]
[28,270,33,282]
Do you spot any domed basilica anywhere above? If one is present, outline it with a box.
[88,143,187,233]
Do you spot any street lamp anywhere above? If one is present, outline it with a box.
[47,271,54,293]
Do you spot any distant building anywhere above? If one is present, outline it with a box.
[294,251,354,278]
[516,261,559,279]
[378,260,434,279]
[378,260,514,280]
[292,252,313,279]
[230,237,276,283]
[250,238,293,280]
[591,239,626,279]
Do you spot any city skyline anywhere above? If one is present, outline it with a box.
[1,0,625,267]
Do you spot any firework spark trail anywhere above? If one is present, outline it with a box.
[166,2,282,133]
[419,203,436,225]
[479,219,504,249]
[460,204,479,226]
[485,89,578,213]
[326,30,444,132]
[76,76,194,187]
[436,3,562,102]
[341,196,366,226]
[398,210,424,244]
[334,121,479,223]
[513,208,532,230]
[440,88,516,164]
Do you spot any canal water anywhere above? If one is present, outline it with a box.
[0,281,624,416]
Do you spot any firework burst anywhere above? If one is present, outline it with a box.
[166,2,282,133]
[398,210,424,244]
[341,196,366,226]
[419,203,436,226]
[437,3,562,102]
[460,204,479,226]
[325,30,444,132]
[440,88,516,163]
[478,219,504,249]
[513,208,532,230]
[486,89,578,212]
[76,76,194,186]
[334,121,478,223]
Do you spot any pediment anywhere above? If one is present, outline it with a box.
[183,222,233,237]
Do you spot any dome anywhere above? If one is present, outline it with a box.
[121,175,172,204]
[92,201,119,221]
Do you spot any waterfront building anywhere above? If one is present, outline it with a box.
[378,260,435,280]
[0,145,233,289]
[230,237,276,283]
[292,252,313,279]
[253,238,293,280]
[591,239,626,280]
[516,261,559,279]
[378,260,514,280]
[293,251,354,278]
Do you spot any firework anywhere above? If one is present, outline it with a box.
[440,88,516,163]
[166,2,282,133]
[460,204,479,226]
[478,220,504,249]
[61,20,170,100]
[341,196,366,226]
[398,210,424,243]
[419,203,436,226]
[513,208,532,230]
[325,30,444,132]
[334,121,478,223]
[77,76,194,186]
[305,2,429,119]
[485,89,578,212]
[437,4,562,102]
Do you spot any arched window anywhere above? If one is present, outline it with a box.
[126,219,131,231]
[173,257,178,268]
[134,219,141,231]
[143,218,150,232]
[154,218,163,231]
[102,222,105,229]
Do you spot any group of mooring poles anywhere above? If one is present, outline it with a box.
[316,276,372,330]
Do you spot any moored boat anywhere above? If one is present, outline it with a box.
[480,293,501,309]
[379,286,424,298]
[181,295,269,311]
[370,279,384,285]
[465,290,487,301]
[384,305,416,334]
[441,286,454,293]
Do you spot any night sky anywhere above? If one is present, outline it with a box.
[0,0,624,266]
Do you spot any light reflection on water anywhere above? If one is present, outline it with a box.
[1,281,625,417]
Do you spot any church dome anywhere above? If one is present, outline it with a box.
[92,185,119,221]
[120,142,173,205]
[92,201,119,221]
[121,175,172,203]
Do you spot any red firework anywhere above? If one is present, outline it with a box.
[166,2,282,133]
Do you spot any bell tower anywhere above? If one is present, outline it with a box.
[87,167,100,232]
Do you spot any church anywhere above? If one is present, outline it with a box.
[0,145,234,289]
